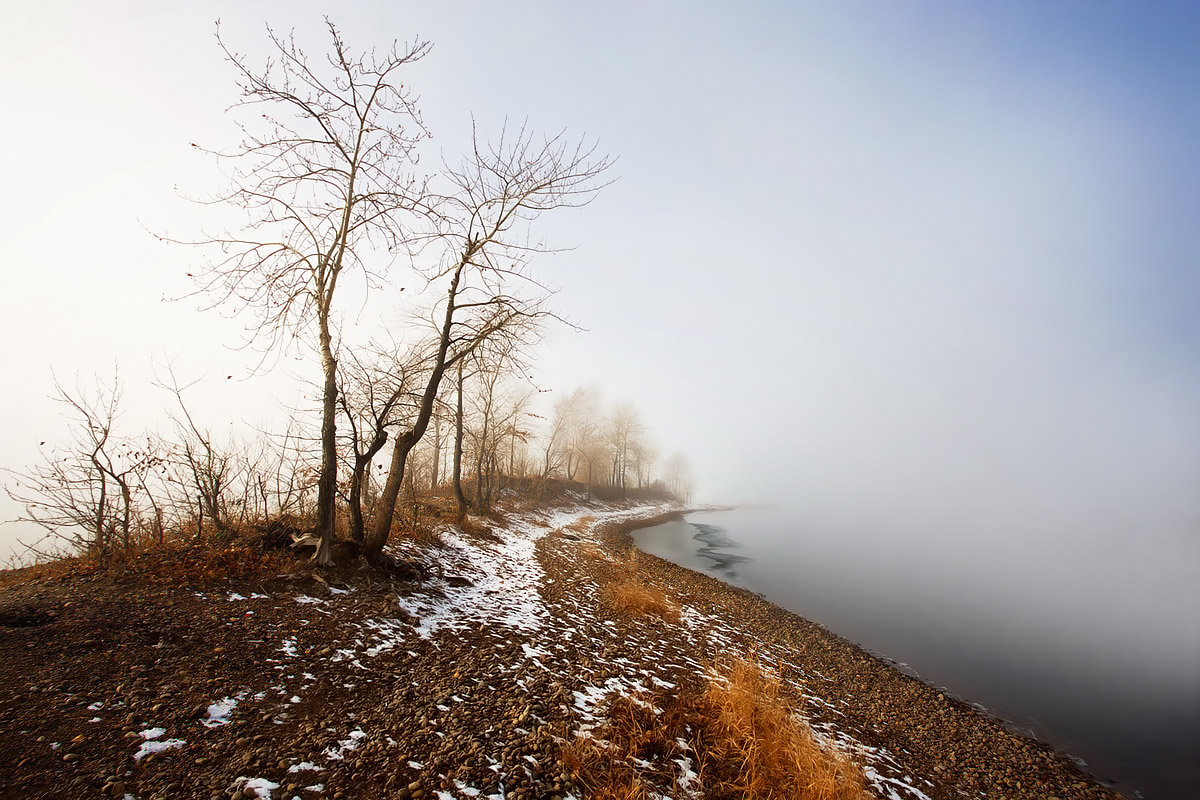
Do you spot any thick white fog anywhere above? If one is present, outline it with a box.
[1,4,1197,734]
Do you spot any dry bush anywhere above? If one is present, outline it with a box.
[563,659,870,800]
[560,694,682,800]
[697,657,868,799]
[603,577,680,622]
[124,540,295,586]
[0,554,101,588]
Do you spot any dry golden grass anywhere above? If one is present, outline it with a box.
[578,542,606,561]
[559,694,680,800]
[564,658,871,800]
[602,577,680,622]
[697,657,868,799]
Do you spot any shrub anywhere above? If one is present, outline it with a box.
[602,577,679,622]
[563,658,869,800]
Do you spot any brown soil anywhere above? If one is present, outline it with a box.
[0,500,1123,800]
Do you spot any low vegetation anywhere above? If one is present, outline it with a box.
[602,575,680,622]
[561,657,869,800]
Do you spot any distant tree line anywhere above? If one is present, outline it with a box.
[4,365,690,564]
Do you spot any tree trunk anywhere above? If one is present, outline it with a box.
[430,414,442,491]
[314,319,338,565]
[348,426,388,543]
[453,362,469,519]
[365,430,417,556]
[364,255,469,557]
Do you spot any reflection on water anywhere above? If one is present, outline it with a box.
[631,518,754,583]
[690,522,753,578]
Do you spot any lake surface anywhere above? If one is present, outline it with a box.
[631,507,1198,800]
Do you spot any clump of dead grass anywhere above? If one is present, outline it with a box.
[559,692,683,799]
[602,577,680,622]
[562,658,870,800]
[698,657,868,799]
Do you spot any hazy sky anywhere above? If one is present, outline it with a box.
[2,0,1197,643]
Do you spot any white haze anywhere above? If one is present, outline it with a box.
[1,0,1197,723]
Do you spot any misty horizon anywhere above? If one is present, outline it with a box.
[1,2,1197,795]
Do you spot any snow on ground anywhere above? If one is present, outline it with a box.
[377,501,675,642]
[164,497,930,799]
[323,729,367,760]
[237,776,281,799]
[201,692,246,727]
[132,728,186,761]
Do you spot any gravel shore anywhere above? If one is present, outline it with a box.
[0,497,1124,799]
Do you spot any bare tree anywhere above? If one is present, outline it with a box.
[606,402,644,493]
[463,348,528,511]
[153,364,241,536]
[179,21,432,564]
[335,340,427,542]
[450,360,473,518]
[364,124,612,557]
[4,371,155,560]
[546,386,601,481]
[631,439,659,490]
[664,450,693,501]
[261,421,320,519]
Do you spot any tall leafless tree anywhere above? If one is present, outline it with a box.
[607,402,644,493]
[364,124,613,558]
[179,21,432,564]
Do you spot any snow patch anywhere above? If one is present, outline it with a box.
[202,692,246,727]
[323,729,367,761]
[864,766,934,800]
[133,729,185,761]
[238,776,281,799]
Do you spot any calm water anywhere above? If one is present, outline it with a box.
[631,507,1198,800]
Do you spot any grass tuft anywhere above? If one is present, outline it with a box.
[565,658,870,800]
[697,657,868,799]
[603,577,680,621]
